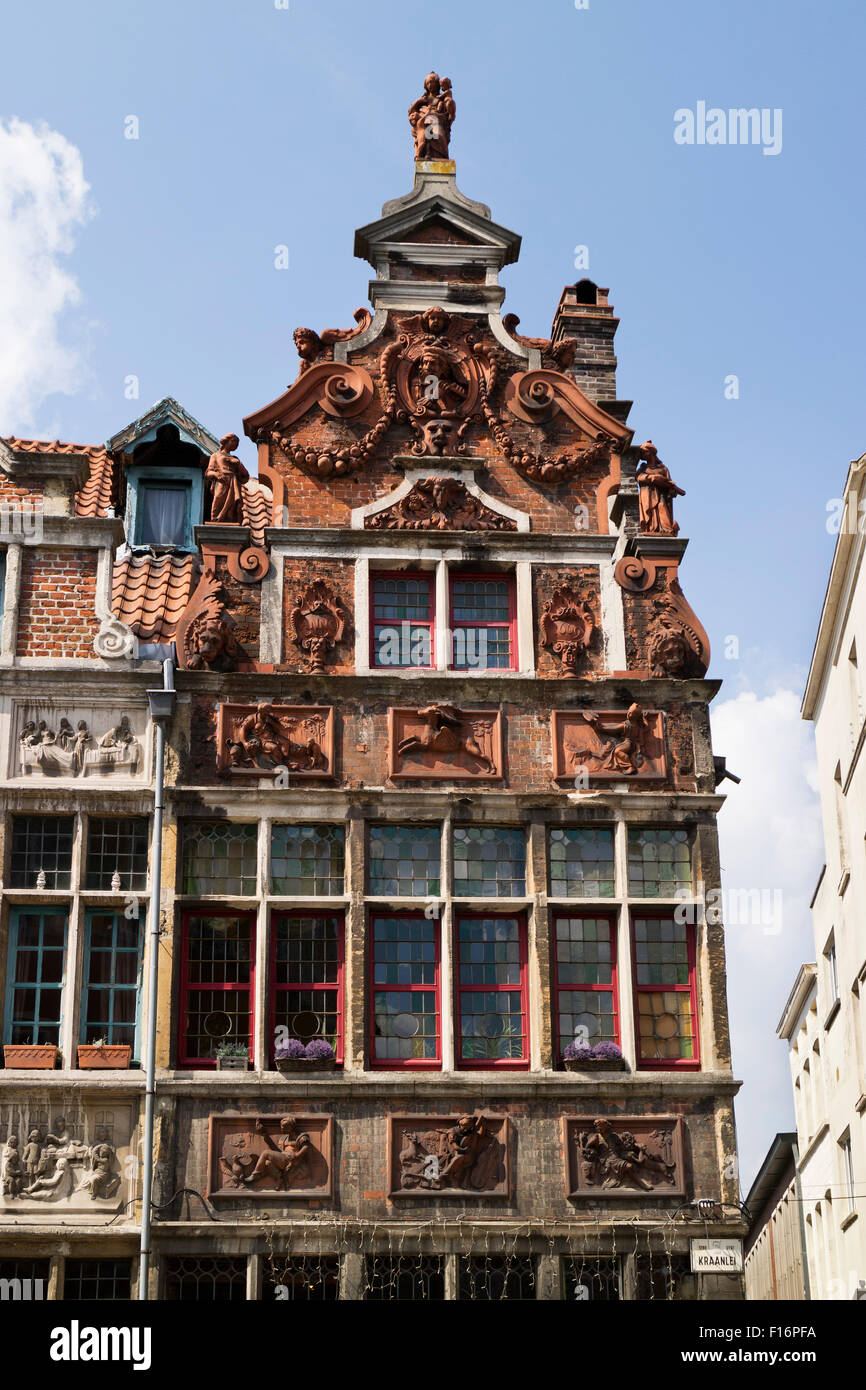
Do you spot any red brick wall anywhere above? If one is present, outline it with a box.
[16,549,100,658]
[0,477,43,506]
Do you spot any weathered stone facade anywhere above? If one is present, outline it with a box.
[0,92,744,1301]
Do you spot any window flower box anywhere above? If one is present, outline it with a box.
[3,1044,59,1070]
[563,1056,628,1073]
[77,1043,132,1070]
[216,1055,249,1071]
[274,1057,336,1074]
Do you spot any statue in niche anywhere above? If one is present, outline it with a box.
[290,580,349,674]
[540,587,595,675]
[398,1115,503,1192]
[226,702,328,772]
[635,440,685,535]
[408,72,456,160]
[577,1118,677,1191]
[396,703,496,774]
[206,433,249,525]
[564,702,660,777]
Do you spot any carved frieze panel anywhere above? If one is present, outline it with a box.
[217,703,335,778]
[9,702,147,781]
[207,1113,333,1201]
[389,705,503,781]
[289,580,350,673]
[551,705,667,782]
[539,586,595,675]
[388,1114,510,1199]
[563,1117,686,1200]
[0,1104,135,1222]
[365,476,517,531]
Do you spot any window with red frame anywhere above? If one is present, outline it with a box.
[449,573,516,671]
[454,914,528,1066]
[370,572,435,669]
[180,911,255,1066]
[632,915,699,1067]
[370,914,440,1066]
[270,912,344,1064]
[553,914,618,1061]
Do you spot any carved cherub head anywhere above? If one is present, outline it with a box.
[293,327,322,364]
[421,306,450,337]
[650,629,690,678]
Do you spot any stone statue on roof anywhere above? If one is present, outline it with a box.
[409,73,456,161]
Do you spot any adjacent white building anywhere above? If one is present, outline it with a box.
[778,452,866,1299]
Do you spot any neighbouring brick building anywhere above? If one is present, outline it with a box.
[0,77,745,1301]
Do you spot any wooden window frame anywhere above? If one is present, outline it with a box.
[179,908,256,1068]
[453,910,530,1070]
[369,569,436,670]
[368,910,442,1070]
[448,570,517,672]
[631,912,700,1071]
[552,911,620,1058]
[269,909,345,1066]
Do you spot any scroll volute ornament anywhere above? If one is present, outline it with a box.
[290,580,349,673]
[636,440,685,535]
[540,587,594,675]
[500,370,629,488]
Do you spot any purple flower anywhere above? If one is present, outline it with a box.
[563,1041,592,1062]
[591,1042,623,1061]
[304,1039,335,1061]
[275,1037,305,1060]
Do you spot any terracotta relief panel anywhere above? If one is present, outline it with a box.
[535,566,604,678]
[563,1117,686,1200]
[389,704,503,781]
[0,1104,136,1222]
[217,703,335,778]
[282,561,354,674]
[551,704,667,782]
[9,702,147,781]
[389,1114,510,1199]
[207,1113,333,1201]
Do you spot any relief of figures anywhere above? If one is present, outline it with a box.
[208,1113,332,1200]
[18,713,141,778]
[390,1115,509,1198]
[552,704,667,781]
[390,704,503,781]
[366,477,517,531]
[566,1117,684,1199]
[1,1118,121,1208]
[218,702,334,777]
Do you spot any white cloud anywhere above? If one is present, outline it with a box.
[711,687,823,1194]
[0,118,93,433]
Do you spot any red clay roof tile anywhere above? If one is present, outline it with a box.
[111,552,198,644]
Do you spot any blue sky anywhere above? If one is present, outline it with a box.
[3,0,862,1190]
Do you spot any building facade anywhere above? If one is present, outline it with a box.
[744,1132,808,1300]
[779,458,866,1301]
[0,78,745,1302]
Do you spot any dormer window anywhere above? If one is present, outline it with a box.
[136,480,191,547]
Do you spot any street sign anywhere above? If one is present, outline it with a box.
[690,1237,744,1273]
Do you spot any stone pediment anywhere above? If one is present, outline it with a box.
[354,465,528,532]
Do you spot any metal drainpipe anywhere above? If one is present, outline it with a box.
[138,650,176,1301]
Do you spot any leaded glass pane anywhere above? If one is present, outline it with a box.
[549,827,615,897]
[270,824,344,895]
[181,821,257,896]
[453,826,526,897]
[368,824,441,896]
[627,828,692,897]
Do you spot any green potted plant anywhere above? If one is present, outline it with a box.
[77,1038,132,1069]
[215,1041,250,1071]
[3,1041,60,1069]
